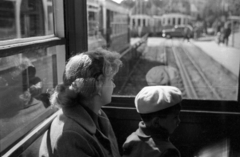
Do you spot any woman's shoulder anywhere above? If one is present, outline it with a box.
[51,110,88,133]
[48,123,97,157]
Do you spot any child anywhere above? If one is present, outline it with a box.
[122,86,182,157]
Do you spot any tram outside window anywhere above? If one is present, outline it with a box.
[87,0,129,51]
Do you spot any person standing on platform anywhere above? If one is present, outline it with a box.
[223,24,231,46]
[183,26,191,42]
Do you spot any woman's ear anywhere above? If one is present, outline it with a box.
[95,74,104,95]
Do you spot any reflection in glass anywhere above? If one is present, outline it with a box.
[0,46,57,142]
[87,0,106,50]
[0,0,54,41]
[87,0,129,52]
[0,0,16,40]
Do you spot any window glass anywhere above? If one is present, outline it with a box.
[88,0,239,101]
[0,0,54,41]
[87,0,129,51]
[87,0,106,50]
[178,17,181,25]
[0,45,60,151]
[47,0,54,34]
[0,0,16,40]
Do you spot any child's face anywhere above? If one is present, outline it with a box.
[159,110,181,134]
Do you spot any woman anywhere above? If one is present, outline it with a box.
[39,49,122,157]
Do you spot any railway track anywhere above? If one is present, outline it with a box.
[163,41,187,97]
[117,38,237,100]
[171,40,221,100]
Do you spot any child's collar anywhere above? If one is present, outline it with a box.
[136,121,170,141]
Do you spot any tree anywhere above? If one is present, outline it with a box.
[121,0,136,9]
[228,0,240,16]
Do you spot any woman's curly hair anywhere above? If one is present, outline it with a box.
[50,49,122,108]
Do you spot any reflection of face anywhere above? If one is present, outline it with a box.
[19,89,32,105]
[159,111,181,134]
[100,76,115,105]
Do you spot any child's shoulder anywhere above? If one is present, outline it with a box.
[125,131,141,143]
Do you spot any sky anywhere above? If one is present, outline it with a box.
[112,0,124,4]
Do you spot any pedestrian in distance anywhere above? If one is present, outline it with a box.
[122,86,182,157]
[217,27,225,45]
[39,49,122,157]
[223,24,231,46]
[183,26,191,42]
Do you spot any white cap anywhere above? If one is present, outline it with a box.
[135,86,182,114]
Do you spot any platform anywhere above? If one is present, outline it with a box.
[192,40,240,77]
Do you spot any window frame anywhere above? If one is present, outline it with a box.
[0,0,88,155]
[63,0,88,58]
[1,0,240,156]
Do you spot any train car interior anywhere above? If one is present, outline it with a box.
[0,0,240,157]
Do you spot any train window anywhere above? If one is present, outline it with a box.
[0,1,16,40]
[0,0,54,42]
[178,18,181,25]
[87,0,129,52]
[97,0,240,102]
[0,0,66,154]
[0,45,65,153]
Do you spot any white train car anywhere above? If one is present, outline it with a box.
[87,0,130,51]
[151,15,162,36]
[130,14,152,37]
[129,13,194,37]
[161,13,193,27]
